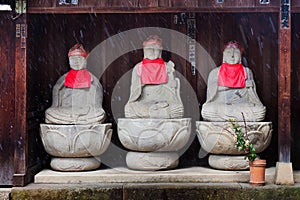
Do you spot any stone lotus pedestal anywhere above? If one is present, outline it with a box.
[40,123,112,171]
[196,121,272,170]
[118,118,191,170]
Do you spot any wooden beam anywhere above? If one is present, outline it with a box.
[278,0,291,162]
[27,7,280,14]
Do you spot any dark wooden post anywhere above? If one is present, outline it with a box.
[275,0,294,185]
[278,0,291,163]
[13,13,28,186]
[0,12,16,186]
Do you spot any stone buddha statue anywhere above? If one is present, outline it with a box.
[118,35,192,170]
[201,41,266,122]
[45,44,105,124]
[124,35,184,119]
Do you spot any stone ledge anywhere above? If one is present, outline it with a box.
[0,188,11,200]
[34,166,275,184]
[11,183,123,200]
[10,183,300,200]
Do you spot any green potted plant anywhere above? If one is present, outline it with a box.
[228,118,266,186]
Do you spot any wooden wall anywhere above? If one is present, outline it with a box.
[0,13,15,185]
[291,14,300,169]
[26,13,279,169]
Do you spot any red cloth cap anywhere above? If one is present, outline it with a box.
[68,44,88,58]
[222,41,244,54]
[143,35,163,48]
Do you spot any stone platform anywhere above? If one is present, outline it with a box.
[3,168,300,199]
[34,166,275,184]
[9,182,300,200]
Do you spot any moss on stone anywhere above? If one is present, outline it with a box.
[11,187,122,200]
[11,184,300,200]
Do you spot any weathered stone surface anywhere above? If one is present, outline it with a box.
[123,183,300,200]
[40,123,112,157]
[124,35,183,119]
[119,36,193,171]
[34,167,277,184]
[41,44,112,172]
[45,46,106,125]
[11,182,300,200]
[118,118,191,152]
[11,183,123,200]
[275,162,294,185]
[50,157,101,171]
[208,155,249,170]
[201,41,266,122]
[126,152,179,170]
[0,189,10,200]
[196,121,272,155]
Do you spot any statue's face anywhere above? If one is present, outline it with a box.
[143,44,162,60]
[69,55,87,70]
[222,47,241,64]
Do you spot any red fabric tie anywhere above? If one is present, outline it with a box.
[218,63,246,88]
[64,69,91,88]
[140,58,168,84]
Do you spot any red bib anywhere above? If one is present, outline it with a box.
[218,63,246,88]
[140,58,168,84]
[64,69,91,88]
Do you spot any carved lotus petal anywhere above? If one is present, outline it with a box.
[40,124,112,157]
[196,121,272,155]
[118,118,191,152]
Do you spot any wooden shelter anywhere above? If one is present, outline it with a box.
[0,0,298,186]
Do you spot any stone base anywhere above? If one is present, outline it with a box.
[275,162,294,185]
[51,157,101,171]
[118,118,191,152]
[126,152,179,171]
[40,123,112,157]
[196,121,272,154]
[208,155,249,170]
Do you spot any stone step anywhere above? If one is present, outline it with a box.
[34,166,275,184]
[0,188,10,200]
[10,182,300,200]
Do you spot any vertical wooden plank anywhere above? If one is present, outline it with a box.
[169,0,198,7]
[109,0,139,8]
[291,14,300,169]
[79,0,108,8]
[27,0,52,8]
[278,0,291,162]
[13,15,28,186]
[0,12,15,186]
[158,0,171,7]
[244,13,279,165]
[148,0,159,7]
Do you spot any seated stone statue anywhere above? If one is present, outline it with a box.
[201,41,266,122]
[45,44,105,124]
[125,35,184,119]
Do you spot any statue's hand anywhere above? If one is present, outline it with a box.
[152,101,169,109]
[149,101,170,118]
[166,61,175,72]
